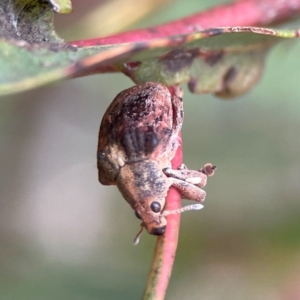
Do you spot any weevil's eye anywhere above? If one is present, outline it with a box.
[150,201,161,213]
[135,211,142,219]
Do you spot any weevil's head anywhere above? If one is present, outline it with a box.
[116,161,169,236]
[134,199,167,235]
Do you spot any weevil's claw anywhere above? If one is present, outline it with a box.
[200,163,216,177]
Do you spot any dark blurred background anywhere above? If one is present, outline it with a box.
[1,0,300,299]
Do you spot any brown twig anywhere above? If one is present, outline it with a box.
[142,134,183,300]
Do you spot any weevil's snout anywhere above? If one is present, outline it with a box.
[144,215,167,236]
[150,225,166,236]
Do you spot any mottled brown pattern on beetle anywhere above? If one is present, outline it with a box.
[97,82,183,184]
[117,161,168,208]
[97,82,215,235]
[100,84,173,161]
[97,82,185,234]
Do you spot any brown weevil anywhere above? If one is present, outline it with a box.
[97,82,215,242]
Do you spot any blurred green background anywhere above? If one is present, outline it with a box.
[1,0,300,299]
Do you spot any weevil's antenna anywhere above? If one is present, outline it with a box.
[133,224,144,245]
[133,204,203,244]
[162,203,204,216]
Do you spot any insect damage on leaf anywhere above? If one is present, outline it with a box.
[0,0,64,45]
[97,82,216,241]
[121,34,270,99]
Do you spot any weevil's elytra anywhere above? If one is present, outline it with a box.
[97,82,215,237]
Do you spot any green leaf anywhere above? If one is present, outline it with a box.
[0,0,299,97]
[120,28,293,98]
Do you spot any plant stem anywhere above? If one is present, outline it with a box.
[142,134,182,300]
[71,0,300,47]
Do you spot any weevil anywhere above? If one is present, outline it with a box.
[97,82,215,238]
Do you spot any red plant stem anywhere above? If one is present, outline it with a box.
[70,0,300,47]
[142,134,182,300]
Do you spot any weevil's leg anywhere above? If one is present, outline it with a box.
[163,167,208,188]
[199,163,216,177]
[169,177,206,202]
